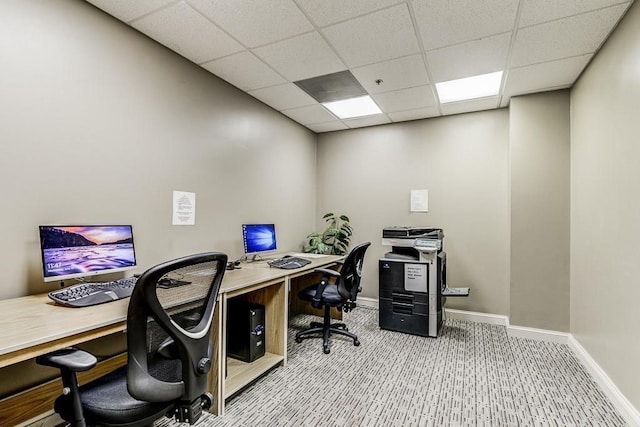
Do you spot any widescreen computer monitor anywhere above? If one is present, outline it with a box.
[39,225,137,282]
[242,224,277,256]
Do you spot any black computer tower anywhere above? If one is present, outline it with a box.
[227,300,266,363]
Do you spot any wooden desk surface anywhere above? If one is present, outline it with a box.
[0,295,129,367]
[221,254,341,291]
[0,254,342,368]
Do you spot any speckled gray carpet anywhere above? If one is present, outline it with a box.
[160,307,626,426]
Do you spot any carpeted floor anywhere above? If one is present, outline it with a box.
[160,307,626,426]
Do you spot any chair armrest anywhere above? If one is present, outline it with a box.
[36,348,97,372]
[314,268,341,278]
[309,268,341,308]
[157,336,179,359]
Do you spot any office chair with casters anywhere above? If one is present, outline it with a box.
[295,242,371,354]
[36,252,227,427]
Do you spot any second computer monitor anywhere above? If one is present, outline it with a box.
[242,224,277,256]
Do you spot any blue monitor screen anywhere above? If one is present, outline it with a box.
[243,224,277,255]
[39,225,137,282]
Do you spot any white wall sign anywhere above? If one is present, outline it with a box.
[410,189,429,212]
[172,191,196,225]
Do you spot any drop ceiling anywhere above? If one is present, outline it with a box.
[85,0,634,133]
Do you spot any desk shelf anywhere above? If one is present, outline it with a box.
[218,278,288,413]
[224,352,284,398]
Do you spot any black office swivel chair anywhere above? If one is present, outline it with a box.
[36,252,227,427]
[295,242,370,354]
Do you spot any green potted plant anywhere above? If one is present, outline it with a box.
[304,213,353,255]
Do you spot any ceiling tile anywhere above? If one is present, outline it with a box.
[372,85,436,113]
[307,121,350,133]
[88,0,626,125]
[294,70,367,103]
[509,4,628,68]
[188,0,313,48]
[412,0,519,50]
[281,104,337,125]
[427,32,511,83]
[505,54,592,97]
[253,32,346,81]
[296,0,404,27]
[86,0,176,23]
[344,115,392,129]
[519,0,630,27]
[201,51,286,91]
[322,4,420,67]
[131,1,244,64]
[248,83,317,110]
[388,106,440,122]
[352,54,430,95]
[440,97,499,115]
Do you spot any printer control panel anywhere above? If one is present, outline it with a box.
[414,238,442,250]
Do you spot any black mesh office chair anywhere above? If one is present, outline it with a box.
[36,252,227,427]
[295,242,370,354]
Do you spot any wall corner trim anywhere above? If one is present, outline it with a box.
[506,324,570,344]
[568,335,640,427]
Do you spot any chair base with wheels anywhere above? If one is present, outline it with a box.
[295,299,360,354]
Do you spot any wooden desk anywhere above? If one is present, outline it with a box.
[0,254,342,423]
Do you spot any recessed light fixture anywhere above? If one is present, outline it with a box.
[323,95,382,119]
[435,71,504,104]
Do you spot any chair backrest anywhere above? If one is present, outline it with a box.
[126,252,227,404]
[336,242,371,302]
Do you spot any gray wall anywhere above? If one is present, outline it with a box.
[3,0,638,414]
[316,111,510,315]
[570,0,640,410]
[0,0,317,302]
[509,91,570,331]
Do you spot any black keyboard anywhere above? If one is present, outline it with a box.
[267,257,311,269]
[48,277,138,308]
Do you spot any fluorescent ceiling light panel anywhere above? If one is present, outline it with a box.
[435,71,503,103]
[323,95,382,119]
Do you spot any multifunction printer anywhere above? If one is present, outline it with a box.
[379,226,468,338]
[379,227,445,337]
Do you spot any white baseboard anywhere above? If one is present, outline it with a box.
[568,335,640,427]
[358,299,510,326]
[506,324,570,344]
[445,308,508,326]
[357,296,379,309]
